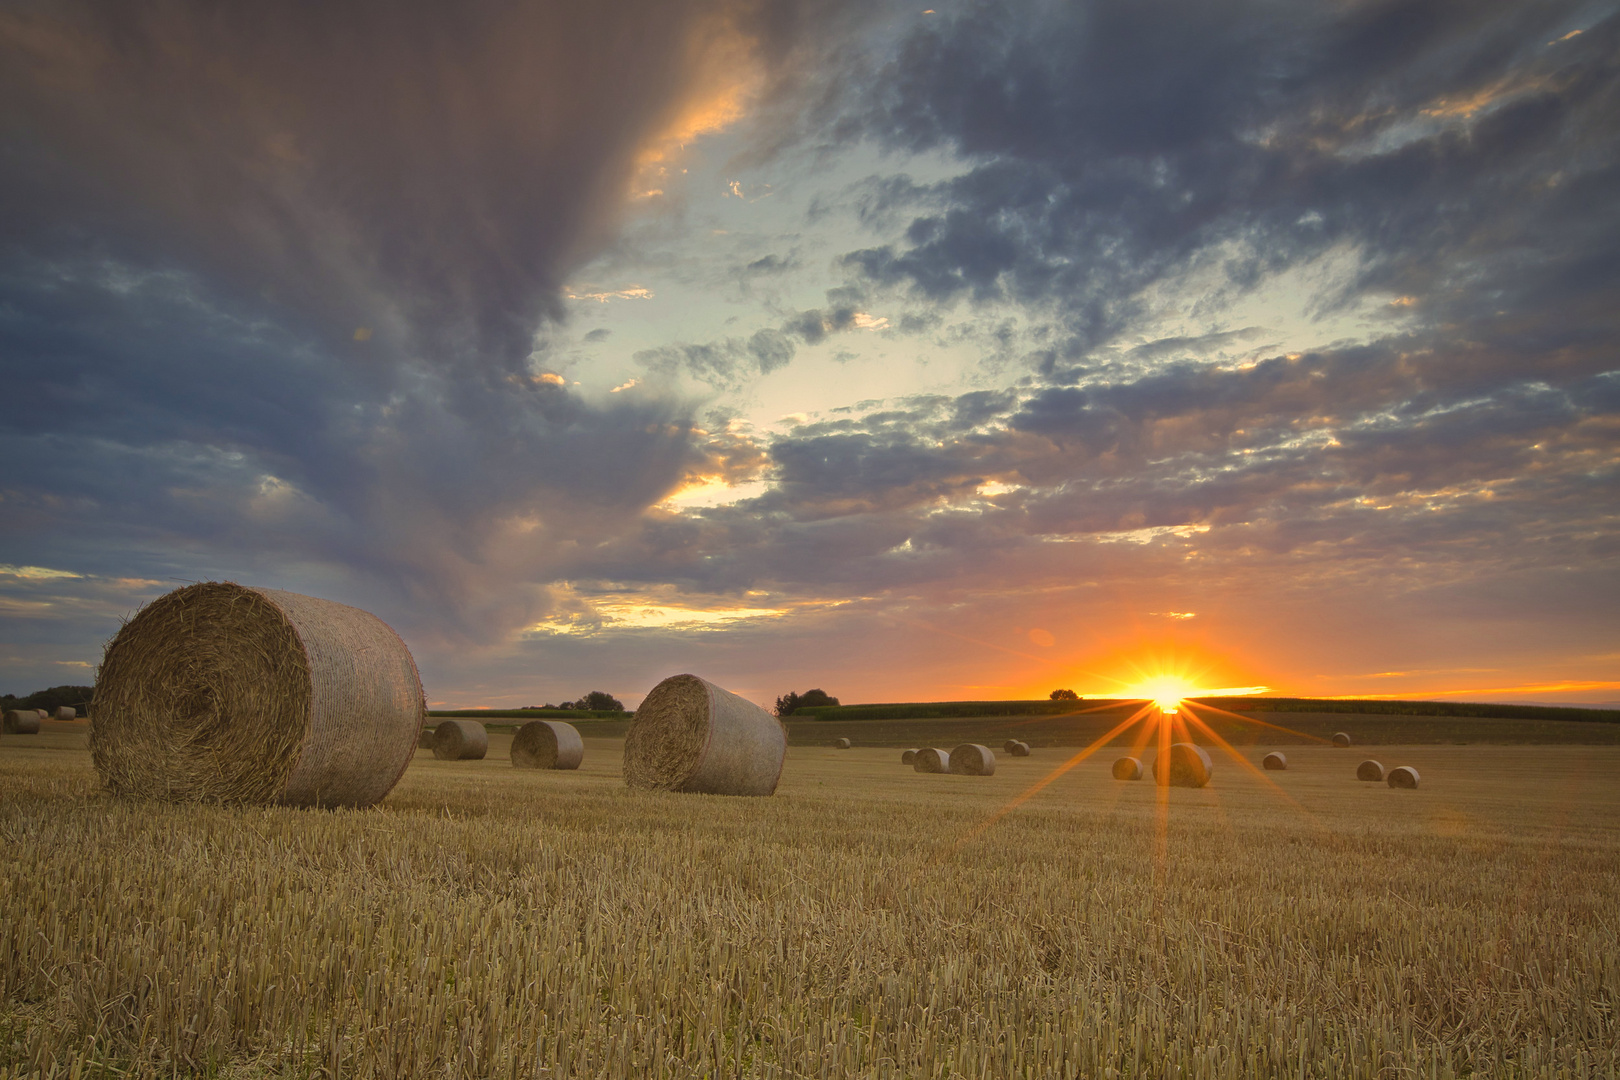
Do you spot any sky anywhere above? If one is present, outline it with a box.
[2,0,1617,710]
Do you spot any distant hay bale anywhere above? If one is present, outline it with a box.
[55,706,76,722]
[1011,740,1031,756]
[512,720,583,770]
[90,582,425,806]
[4,709,41,735]
[913,748,951,773]
[1263,751,1287,770]
[418,725,437,749]
[1002,739,1019,753]
[834,737,852,749]
[623,674,786,796]
[1332,732,1352,748]
[1112,756,1143,780]
[433,719,489,761]
[1387,765,1420,789]
[1356,759,1385,782]
[949,743,996,775]
[36,709,49,720]
[901,748,920,765]
[1153,743,1213,788]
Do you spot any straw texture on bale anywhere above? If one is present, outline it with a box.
[622,674,786,796]
[511,720,583,770]
[1263,751,1287,770]
[1112,756,1143,780]
[912,748,951,773]
[1332,732,1352,748]
[433,719,489,761]
[55,706,76,721]
[4,709,41,735]
[834,737,852,749]
[1357,759,1386,782]
[1387,765,1421,789]
[901,748,919,765]
[91,582,425,807]
[1153,743,1213,788]
[948,743,996,775]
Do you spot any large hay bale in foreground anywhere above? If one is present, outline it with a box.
[913,747,951,773]
[949,743,996,775]
[512,720,583,770]
[901,748,920,765]
[4,709,41,735]
[1332,732,1352,748]
[1263,751,1287,771]
[1153,743,1213,788]
[623,674,786,796]
[1112,756,1143,780]
[91,582,425,806]
[834,737,852,749]
[1356,759,1385,782]
[1387,765,1420,789]
[433,719,488,761]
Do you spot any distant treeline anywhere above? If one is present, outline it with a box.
[792,696,1620,724]
[0,684,95,714]
[428,708,630,720]
[790,699,1130,720]
[1195,697,1620,723]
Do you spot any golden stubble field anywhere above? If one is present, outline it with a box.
[3,724,1618,1079]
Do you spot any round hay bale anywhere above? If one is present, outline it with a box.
[1002,739,1020,753]
[949,743,996,776]
[623,674,786,796]
[1262,751,1287,770]
[418,725,437,749]
[1356,759,1385,782]
[1010,740,1031,756]
[834,737,852,749]
[36,709,50,720]
[1152,743,1213,788]
[90,582,425,806]
[912,747,951,773]
[512,719,583,770]
[433,719,488,761]
[4,709,42,735]
[1112,756,1143,780]
[1387,765,1420,789]
[901,748,920,765]
[55,706,76,721]
[1332,731,1352,748]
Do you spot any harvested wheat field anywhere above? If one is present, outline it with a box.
[3,729,1619,1079]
